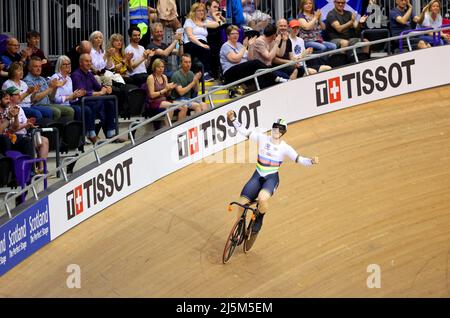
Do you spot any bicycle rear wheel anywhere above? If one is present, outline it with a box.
[222,218,245,264]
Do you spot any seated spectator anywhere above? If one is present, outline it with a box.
[0,90,32,157]
[49,55,89,125]
[205,0,228,79]
[415,0,448,46]
[24,56,75,121]
[170,54,209,115]
[157,0,182,32]
[1,62,45,120]
[146,22,184,78]
[273,19,300,80]
[298,0,337,53]
[89,31,115,87]
[24,30,53,77]
[146,58,186,124]
[248,24,291,82]
[183,2,220,81]
[106,33,133,84]
[389,0,430,50]
[125,26,154,87]
[325,0,369,54]
[289,19,332,76]
[66,40,92,71]
[242,0,271,32]
[220,24,279,88]
[71,54,123,143]
[0,37,28,76]
[6,86,49,173]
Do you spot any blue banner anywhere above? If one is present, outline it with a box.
[0,198,51,276]
[315,0,364,20]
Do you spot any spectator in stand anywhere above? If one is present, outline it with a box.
[89,31,115,87]
[66,40,92,71]
[23,30,53,77]
[49,55,89,126]
[170,54,209,115]
[389,0,430,50]
[325,0,370,54]
[125,26,155,87]
[183,2,220,81]
[0,38,28,74]
[0,90,29,157]
[146,22,184,78]
[220,24,279,88]
[146,58,186,124]
[288,19,332,77]
[106,33,134,84]
[24,56,74,121]
[415,0,448,46]
[1,62,44,120]
[273,19,299,80]
[298,0,337,53]
[242,0,271,32]
[6,86,49,173]
[248,24,291,83]
[205,0,228,79]
[72,54,123,143]
[157,0,182,32]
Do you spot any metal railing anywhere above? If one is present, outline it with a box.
[1,25,450,220]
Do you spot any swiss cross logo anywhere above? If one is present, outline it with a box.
[66,185,84,220]
[328,77,341,103]
[188,127,199,155]
[178,127,200,160]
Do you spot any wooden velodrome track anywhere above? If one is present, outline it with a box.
[1,85,450,298]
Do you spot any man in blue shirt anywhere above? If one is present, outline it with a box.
[389,0,430,50]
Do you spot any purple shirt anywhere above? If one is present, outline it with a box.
[71,68,101,96]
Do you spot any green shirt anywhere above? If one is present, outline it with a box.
[171,69,195,100]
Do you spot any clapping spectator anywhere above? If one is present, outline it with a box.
[146,59,186,124]
[125,26,155,87]
[1,62,46,120]
[24,56,75,121]
[89,31,115,87]
[6,86,49,173]
[146,22,184,78]
[325,0,370,55]
[220,25,279,88]
[298,0,337,53]
[170,54,209,115]
[242,0,271,32]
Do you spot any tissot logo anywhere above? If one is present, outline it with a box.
[316,59,415,107]
[66,158,133,220]
[177,101,262,160]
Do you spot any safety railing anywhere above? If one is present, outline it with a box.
[2,25,450,220]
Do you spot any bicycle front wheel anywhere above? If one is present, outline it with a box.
[222,218,245,264]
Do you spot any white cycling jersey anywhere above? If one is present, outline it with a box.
[232,120,313,177]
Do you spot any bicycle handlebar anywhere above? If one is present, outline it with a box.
[229,201,258,213]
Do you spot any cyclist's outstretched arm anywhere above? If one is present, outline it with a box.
[227,110,260,141]
[285,144,319,166]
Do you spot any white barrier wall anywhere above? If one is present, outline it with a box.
[2,45,450,276]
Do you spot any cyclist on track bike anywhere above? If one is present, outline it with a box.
[227,110,319,234]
